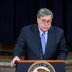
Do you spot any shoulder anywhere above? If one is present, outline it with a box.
[21,24,37,31]
[50,25,64,33]
[49,26,65,39]
[20,24,37,34]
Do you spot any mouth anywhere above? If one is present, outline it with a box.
[43,27,48,29]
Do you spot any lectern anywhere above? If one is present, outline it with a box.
[16,60,66,72]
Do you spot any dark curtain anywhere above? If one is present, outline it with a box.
[0,0,14,43]
[0,0,72,51]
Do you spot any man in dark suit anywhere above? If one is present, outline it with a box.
[11,8,68,67]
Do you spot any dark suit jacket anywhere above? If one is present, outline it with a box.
[13,24,68,60]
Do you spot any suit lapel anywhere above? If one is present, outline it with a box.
[31,24,42,58]
[44,26,54,58]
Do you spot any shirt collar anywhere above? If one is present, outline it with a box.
[38,28,48,36]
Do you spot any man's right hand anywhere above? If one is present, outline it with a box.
[11,56,20,67]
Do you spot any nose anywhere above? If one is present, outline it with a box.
[45,22,48,26]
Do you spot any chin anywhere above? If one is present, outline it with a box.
[43,29,48,32]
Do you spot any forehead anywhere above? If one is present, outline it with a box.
[40,15,52,20]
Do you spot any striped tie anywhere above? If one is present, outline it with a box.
[41,32,45,54]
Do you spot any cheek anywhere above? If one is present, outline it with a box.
[48,24,51,27]
[39,24,44,28]
[47,25,51,30]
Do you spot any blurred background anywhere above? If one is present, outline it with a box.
[0,0,72,72]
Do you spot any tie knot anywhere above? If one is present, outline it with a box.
[42,32,45,36]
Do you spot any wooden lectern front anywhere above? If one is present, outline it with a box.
[16,60,66,72]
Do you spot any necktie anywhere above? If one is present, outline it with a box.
[41,32,45,54]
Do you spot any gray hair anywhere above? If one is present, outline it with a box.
[37,8,53,19]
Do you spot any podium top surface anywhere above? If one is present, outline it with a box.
[17,60,65,63]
